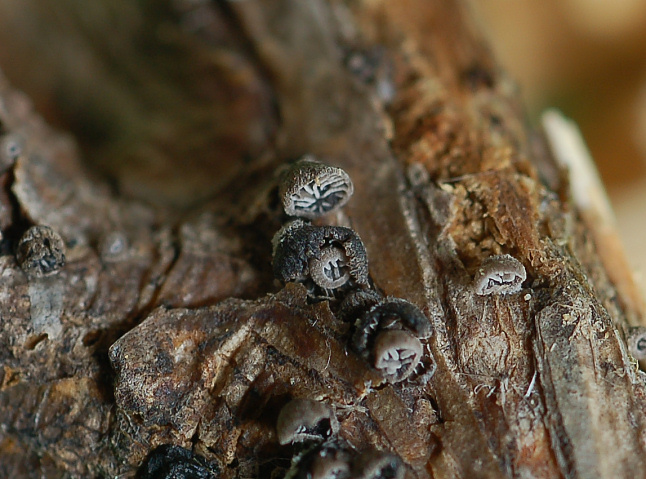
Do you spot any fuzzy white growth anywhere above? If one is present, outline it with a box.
[473,254,526,296]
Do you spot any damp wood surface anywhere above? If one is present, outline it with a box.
[1,0,645,478]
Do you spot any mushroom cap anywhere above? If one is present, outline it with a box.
[309,245,351,290]
[473,254,526,296]
[280,157,354,219]
[272,220,317,283]
[373,329,423,383]
[352,298,432,355]
[276,399,339,445]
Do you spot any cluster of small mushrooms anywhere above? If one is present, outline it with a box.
[272,156,434,384]
[265,157,555,478]
[266,157,440,479]
[277,398,404,479]
[10,145,646,477]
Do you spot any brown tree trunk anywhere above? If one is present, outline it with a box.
[1,1,645,478]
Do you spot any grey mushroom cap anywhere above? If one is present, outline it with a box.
[280,157,354,219]
[309,245,351,290]
[276,398,339,445]
[473,254,526,296]
[373,329,423,383]
[352,298,432,355]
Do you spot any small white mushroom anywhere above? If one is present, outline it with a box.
[277,399,339,445]
[280,157,354,219]
[352,298,432,356]
[373,330,423,383]
[473,254,526,296]
[627,326,646,360]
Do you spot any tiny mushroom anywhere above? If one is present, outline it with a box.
[137,444,219,479]
[627,326,646,360]
[277,398,339,446]
[16,225,66,278]
[473,254,526,296]
[309,244,351,290]
[352,298,432,353]
[279,156,354,219]
[373,329,423,383]
[351,298,431,383]
[285,440,352,479]
[352,449,405,479]
[272,222,368,295]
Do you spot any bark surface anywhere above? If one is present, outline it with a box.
[0,1,645,478]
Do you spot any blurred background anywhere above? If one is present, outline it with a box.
[0,1,644,293]
[469,0,646,295]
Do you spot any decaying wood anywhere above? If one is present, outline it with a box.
[1,1,645,478]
